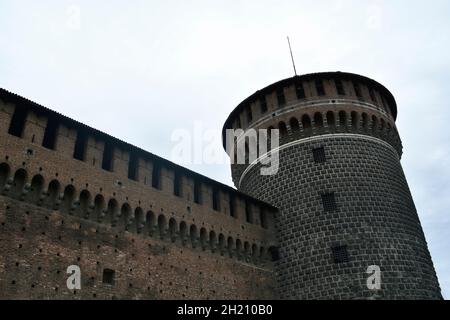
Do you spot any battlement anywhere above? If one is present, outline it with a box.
[222,72,397,137]
[0,88,281,300]
[221,72,403,188]
[0,88,279,266]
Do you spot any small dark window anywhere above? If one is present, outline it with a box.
[269,247,280,262]
[246,107,253,124]
[102,269,115,285]
[312,147,326,163]
[295,81,305,99]
[276,88,286,107]
[236,117,241,129]
[245,200,252,223]
[212,188,220,211]
[332,245,349,264]
[8,107,28,138]
[354,83,362,98]
[174,172,182,197]
[315,79,326,96]
[42,117,59,150]
[259,96,267,114]
[369,88,377,102]
[194,180,201,204]
[383,98,390,114]
[335,79,345,95]
[229,194,236,217]
[101,142,114,171]
[321,192,337,212]
[128,152,138,181]
[73,131,88,161]
[152,163,161,189]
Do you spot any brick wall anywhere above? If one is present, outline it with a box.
[0,196,277,299]
[0,90,278,300]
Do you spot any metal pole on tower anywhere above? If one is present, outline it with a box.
[287,36,297,76]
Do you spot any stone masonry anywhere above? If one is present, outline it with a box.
[222,71,442,300]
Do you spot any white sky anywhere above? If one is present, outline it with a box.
[1,0,449,299]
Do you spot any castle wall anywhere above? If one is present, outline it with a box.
[0,93,279,300]
[0,196,276,299]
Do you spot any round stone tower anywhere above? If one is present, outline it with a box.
[222,72,442,300]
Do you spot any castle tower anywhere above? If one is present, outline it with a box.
[222,72,442,299]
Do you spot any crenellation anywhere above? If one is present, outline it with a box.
[22,111,45,145]
[85,136,103,170]
[303,80,315,98]
[55,124,77,157]
[112,147,128,178]
[283,83,296,105]
[265,91,277,113]
[0,124,274,239]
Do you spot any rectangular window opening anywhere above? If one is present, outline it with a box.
[276,88,286,107]
[260,96,268,114]
[102,268,115,285]
[42,117,59,150]
[8,107,28,138]
[315,79,326,96]
[73,130,88,161]
[128,152,138,181]
[354,83,362,98]
[335,79,345,95]
[101,142,114,172]
[382,97,390,114]
[174,171,182,197]
[332,245,349,264]
[369,88,377,102]
[321,192,337,212]
[269,247,280,262]
[295,81,305,99]
[194,180,202,204]
[313,147,326,163]
[246,107,253,124]
[152,163,161,189]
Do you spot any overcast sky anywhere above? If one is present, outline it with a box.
[1,0,449,299]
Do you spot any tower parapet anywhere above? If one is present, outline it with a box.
[223,72,402,188]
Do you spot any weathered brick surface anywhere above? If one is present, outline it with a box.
[0,89,278,300]
[0,196,276,299]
